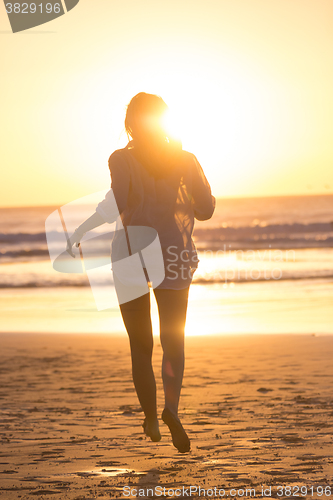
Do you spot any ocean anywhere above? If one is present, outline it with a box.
[1,194,333,335]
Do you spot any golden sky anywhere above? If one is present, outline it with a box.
[1,0,333,207]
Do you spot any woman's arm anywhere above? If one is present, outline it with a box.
[66,151,130,257]
[66,211,105,257]
[190,155,216,220]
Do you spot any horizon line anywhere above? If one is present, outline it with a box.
[1,191,333,210]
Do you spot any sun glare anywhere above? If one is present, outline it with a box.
[161,109,183,144]
[156,61,290,195]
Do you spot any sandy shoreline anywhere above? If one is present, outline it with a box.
[1,333,333,499]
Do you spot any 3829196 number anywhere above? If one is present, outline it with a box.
[277,485,332,497]
[5,3,61,14]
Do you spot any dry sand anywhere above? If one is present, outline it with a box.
[0,333,333,499]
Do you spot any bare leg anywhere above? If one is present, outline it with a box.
[118,291,160,441]
[154,287,189,416]
[153,287,190,452]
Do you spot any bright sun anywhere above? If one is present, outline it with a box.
[156,65,281,196]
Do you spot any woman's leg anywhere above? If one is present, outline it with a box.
[118,290,160,440]
[153,286,190,452]
[153,287,189,417]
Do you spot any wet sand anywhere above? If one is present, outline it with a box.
[1,333,333,498]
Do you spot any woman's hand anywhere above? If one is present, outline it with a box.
[66,229,84,258]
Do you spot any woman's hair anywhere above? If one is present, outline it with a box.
[125,92,169,142]
[124,92,182,178]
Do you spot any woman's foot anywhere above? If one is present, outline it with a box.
[162,408,190,453]
[142,418,161,442]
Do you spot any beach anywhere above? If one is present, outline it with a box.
[1,332,333,499]
[1,195,333,497]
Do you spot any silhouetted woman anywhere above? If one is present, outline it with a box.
[67,93,215,453]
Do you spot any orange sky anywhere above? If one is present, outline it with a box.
[1,0,333,207]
